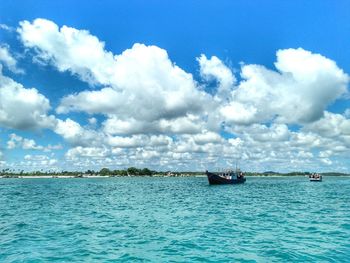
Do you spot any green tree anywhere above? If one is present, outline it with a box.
[86,169,94,175]
[119,170,128,176]
[127,167,140,176]
[100,168,111,176]
[141,168,152,176]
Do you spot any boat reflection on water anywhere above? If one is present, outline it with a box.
[206,169,246,185]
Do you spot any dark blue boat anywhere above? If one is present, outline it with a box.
[206,170,246,185]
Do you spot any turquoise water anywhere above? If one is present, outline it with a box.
[0,176,349,262]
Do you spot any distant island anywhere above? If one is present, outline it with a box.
[0,168,349,178]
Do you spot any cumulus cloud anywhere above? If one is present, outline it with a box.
[9,18,350,172]
[198,54,235,98]
[54,118,101,146]
[18,18,214,139]
[0,68,56,130]
[301,112,350,157]
[240,123,291,142]
[18,19,210,125]
[54,43,209,122]
[192,130,223,145]
[304,111,350,138]
[23,154,58,167]
[7,133,62,151]
[7,133,43,150]
[221,48,349,125]
[18,18,116,86]
[0,45,24,74]
[220,101,259,125]
[102,115,203,136]
[65,146,110,160]
[106,135,148,148]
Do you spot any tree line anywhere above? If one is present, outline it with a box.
[1,168,349,177]
[0,167,198,177]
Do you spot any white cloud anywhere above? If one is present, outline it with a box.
[222,48,349,125]
[290,132,323,148]
[50,122,350,172]
[54,118,101,146]
[320,158,332,165]
[88,117,97,126]
[56,87,119,114]
[22,154,58,168]
[220,101,258,125]
[10,18,350,172]
[0,24,14,32]
[344,109,350,118]
[304,111,350,138]
[18,18,116,86]
[192,130,223,145]
[157,116,203,134]
[244,123,290,142]
[18,19,212,134]
[7,133,62,151]
[319,150,332,158]
[45,144,63,151]
[0,68,56,130]
[7,133,42,150]
[106,135,148,148]
[197,54,235,98]
[65,146,110,160]
[102,115,204,136]
[0,45,24,74]
[55,43,209,122]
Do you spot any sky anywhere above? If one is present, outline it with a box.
[0,0,350,172]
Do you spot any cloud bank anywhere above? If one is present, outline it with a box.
[1,18,349,172]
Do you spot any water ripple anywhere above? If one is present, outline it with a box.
[0,176,350,262]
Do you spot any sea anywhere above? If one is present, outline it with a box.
[0,176,349,262]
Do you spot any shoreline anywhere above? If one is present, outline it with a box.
[1,174,349,179]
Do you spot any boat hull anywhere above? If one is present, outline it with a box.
[310,178,322,182]
[309,174,322,182]
[206,171,246,185]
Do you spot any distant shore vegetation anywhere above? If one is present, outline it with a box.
[0,168,349,178]
[0,167,202,178]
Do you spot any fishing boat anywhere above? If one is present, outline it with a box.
[309,173,322,182]
[206,169,246,185]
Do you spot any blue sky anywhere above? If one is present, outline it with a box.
[0,1,350,172]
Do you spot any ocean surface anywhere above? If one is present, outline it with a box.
[0,176,349,262]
